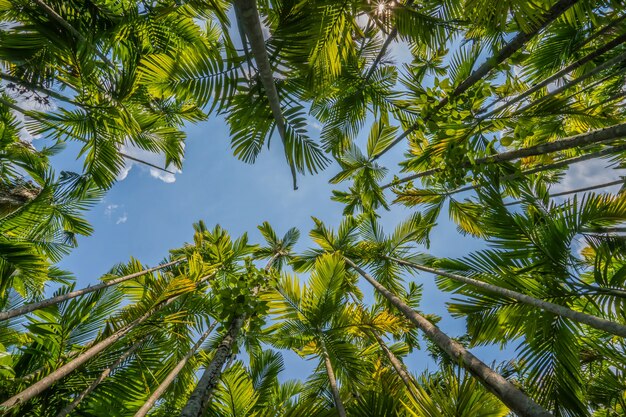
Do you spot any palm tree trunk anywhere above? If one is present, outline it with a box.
[0,259,184,321]
[343,257,553,417]
[347,293,419,400]
[55,338,145,417]
[179,316,245,417]
[134,322,217,417]
[383,143,626,190]
[372,0,578,160]
[482,32,626,119]
[1,306,157,409]
[0,182,40,216]
[394,122,626,182]
[319,336,348,417]
[513,49,626,116]
[389,257,626,337]
[179,256,278,417]
[504,178,624,206]
[233,0,299,189]
[369,329,420,401]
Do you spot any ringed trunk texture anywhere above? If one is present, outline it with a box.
[373,0,578,160]
[0,259,184,322]
[343,257,553,417]
[233,0,298,189]
[55,339,145,417]
[134,322,216,417]
[390,257,626,337]
[179,316,245,417]
[319,337,348,417]
[178,254,279,417]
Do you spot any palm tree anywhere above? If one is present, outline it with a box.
[179,221,294,417]
[1,0,219,189]
[297,216,552,416]
[1,259,212,413]
[134,322,217,417]
[266,253,366,417]
[402,365,509,417]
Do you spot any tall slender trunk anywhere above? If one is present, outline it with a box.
[347,293,419,400]
[372,0,578,160]
[319,337,347,417]
[1,307,156,409]
[0,259,184,322]
[482,32,626,118]
[55,339,145,417]
[513,49,626,116]
[233,0,298,189]
[395,122,626,182]
[503,178,624,207]
[179,256,277,417]
[134,322,216,417]
[343,257,553,417]
[370,329,420,401]
[384,142,626,190]
[389,257,626,337]
[179,316,244,417]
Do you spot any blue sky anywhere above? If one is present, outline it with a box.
[46,106,526,381]
[31,25,624,386]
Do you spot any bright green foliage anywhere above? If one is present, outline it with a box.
[1,0,626,416]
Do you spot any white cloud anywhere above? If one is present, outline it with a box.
[307,120,322,131]
[104,204,119,217]
[551,158,625,195]
[116,213,128,224]
[118,143,182,184]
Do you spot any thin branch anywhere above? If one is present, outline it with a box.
[503,178,625,206]
[480,32,626,119]
[0,72,76,106]
[0,259,185,321]
[371,0,579,160]
[31,0,114,69]
[382,143,626,190]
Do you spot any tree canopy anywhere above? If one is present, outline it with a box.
[1,0,626,416]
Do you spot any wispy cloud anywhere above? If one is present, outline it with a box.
[552,158,625,195]
[118,143,182,184]
[104,204,119,217]
[307,120,322,131]
[105,203,128,224]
